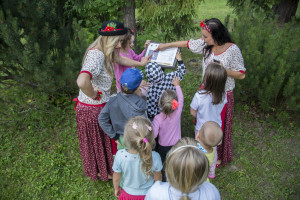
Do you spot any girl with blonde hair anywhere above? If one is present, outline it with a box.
[75,20,150,181]
[145,137,221,200]
[113,116,162,200]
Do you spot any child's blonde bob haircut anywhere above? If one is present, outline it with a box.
[165,137,209,200]
[123,116,156,178]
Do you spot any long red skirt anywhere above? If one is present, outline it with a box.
[76,102,114,181]
[217,91,234,166]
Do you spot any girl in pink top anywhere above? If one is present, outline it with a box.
[113,29,151,92]
[152,75,183,181]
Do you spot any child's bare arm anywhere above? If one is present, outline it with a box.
[113,172,122,197]
[153,171,162,182]
[190,108,197,117]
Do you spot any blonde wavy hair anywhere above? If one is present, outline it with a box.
[123,116,156,178]
[159,90,178,116]
[166,137,209,200]
[82,35,121,78]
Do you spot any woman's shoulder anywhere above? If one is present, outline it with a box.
[226,43,242,53]
[87,48,105,58]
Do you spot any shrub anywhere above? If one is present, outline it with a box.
[228,7,300,111]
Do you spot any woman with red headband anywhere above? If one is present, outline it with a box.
[156,18,246,168]
[75,20,150,181]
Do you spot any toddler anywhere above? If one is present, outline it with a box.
[196,121,223,179]
[98,68,147,150]
[152,76,183,181]
[146,52,186,120]
[145,137,221,200]
[113,116,162,199]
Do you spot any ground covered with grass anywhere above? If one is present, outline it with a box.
[1,0,300,199]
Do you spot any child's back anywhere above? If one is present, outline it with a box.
[98,68,146,145]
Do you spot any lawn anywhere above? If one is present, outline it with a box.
[1,0,300,199]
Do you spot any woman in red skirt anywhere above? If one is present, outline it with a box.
[75,20,149,181]
[155,18,246,167]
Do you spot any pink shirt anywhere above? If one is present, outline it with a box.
[113,48,145,91]
[152,85,184,146]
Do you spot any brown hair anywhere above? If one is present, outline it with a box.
[123,116,156,178]
[82,35,120,78]
[166,137,209,200]
[199,121,223,147]
[159,90,178,116]
[201,62,227,104]
[121,28,134,49]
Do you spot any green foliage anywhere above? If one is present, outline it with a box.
[0,0,87,95]
[229,6,300,111]
[137,0,203,41]
[227,0,279,16]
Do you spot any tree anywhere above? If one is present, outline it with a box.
[227,0,299,23]
[0,0,86,95]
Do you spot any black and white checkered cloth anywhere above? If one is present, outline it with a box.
[145,61,186,119]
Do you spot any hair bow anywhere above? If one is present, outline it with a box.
[172,99,179,110]
[200,20,211,33]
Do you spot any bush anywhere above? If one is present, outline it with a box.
[228,7,300,111]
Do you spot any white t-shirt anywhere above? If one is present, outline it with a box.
[145,181,221,200]
[190,90,227,132]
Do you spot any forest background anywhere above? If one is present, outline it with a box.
[0,0,299,199]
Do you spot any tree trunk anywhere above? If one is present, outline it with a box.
[122,0,139,51]
[273,0,299,23]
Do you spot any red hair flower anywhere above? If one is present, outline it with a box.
[200,21,206,28]
[200,20,211,33]
[104,26,115,32]
[172,99,179,110]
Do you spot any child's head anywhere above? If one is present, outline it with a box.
[202,61,227,104]
[197,121,223,148]
[121,28,134,49]
[123,116,156,177]
[120,68,143,94]
[166,137,209,199]
[145,62,164,84]
[159,90,178,115]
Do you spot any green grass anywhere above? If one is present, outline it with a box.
[1,0,300,199]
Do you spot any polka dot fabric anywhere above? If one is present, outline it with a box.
[76,102,114,181]
[188,38,246,91]
[78,49,113,105]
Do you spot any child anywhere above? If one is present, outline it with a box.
[146,52,186,120]
[152,76,183,181]
[114,28,151,92]
[113,116,163,199]
[145,137,221,200]
[196,121,223,179]
[98,68,147,150]
[190,61,227,178]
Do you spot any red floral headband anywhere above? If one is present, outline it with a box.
[200,21,211,33]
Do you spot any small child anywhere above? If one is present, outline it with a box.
[146,52,186,120]
[145,137,221,200]
[113,116,163,200]
[114,28,151,92]
[152,76,183,181]
[196,121,223,179]
[98,68,147,150]
[190,61,227,178]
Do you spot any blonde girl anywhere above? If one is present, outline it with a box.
[113,116,162,200]
[75,20,150,181]
[145,137,221,200]
[152,76,183,181]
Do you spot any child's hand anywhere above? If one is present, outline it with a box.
[144,40,151,48]
[176,52,182,61]
[116,140,122,146]
[172,76,180,86]
[114,186,122,197]
[140,55,151,66]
